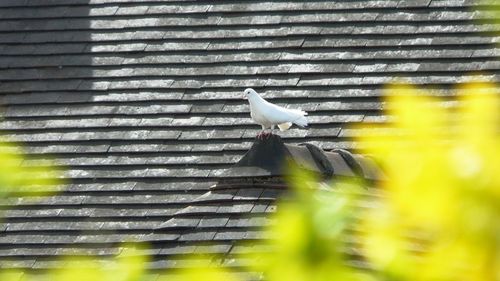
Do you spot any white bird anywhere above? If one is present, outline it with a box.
[243,88,308,139]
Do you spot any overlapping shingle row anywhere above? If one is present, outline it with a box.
[0,0,498,275]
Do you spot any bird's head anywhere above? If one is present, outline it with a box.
[243,88,258,100]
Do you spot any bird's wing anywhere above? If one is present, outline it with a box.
[259,101,307,124]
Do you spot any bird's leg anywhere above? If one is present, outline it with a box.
[259,128,271,139]
[267,125,276,138]
[257,125,267,140]
[265,128,273,139]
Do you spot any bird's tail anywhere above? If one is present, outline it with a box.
[278,122,292,131]
[293,115,309,128]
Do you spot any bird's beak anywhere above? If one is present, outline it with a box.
[242,94,247,99]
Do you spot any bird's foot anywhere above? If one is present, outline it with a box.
[256,131,264,140]
[256,131,274,140]
[256,131,267,140]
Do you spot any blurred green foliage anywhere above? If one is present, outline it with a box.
[249,164,372,281]
[481,0,500,24]
[0,244,150,281]
[0,140,60,203]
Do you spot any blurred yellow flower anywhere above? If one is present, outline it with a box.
[52,244,150,281]
[360,81,500,281]
[162,254,241,281]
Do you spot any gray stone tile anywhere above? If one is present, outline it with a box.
[226,216,271,228]
[213,230,247,241]
[193,191,234,203]
[190,103,225,114]
[199,217,229,228]
[175,206,219,216]
[156,218,200,229]
[179,231,216,242]
[194,243,232,254]
[217,203,254,214]
[159,244,196,256]
[233,188,263,200]
[179,129,244,140]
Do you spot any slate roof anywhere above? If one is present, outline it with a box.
[0,0,499,277]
